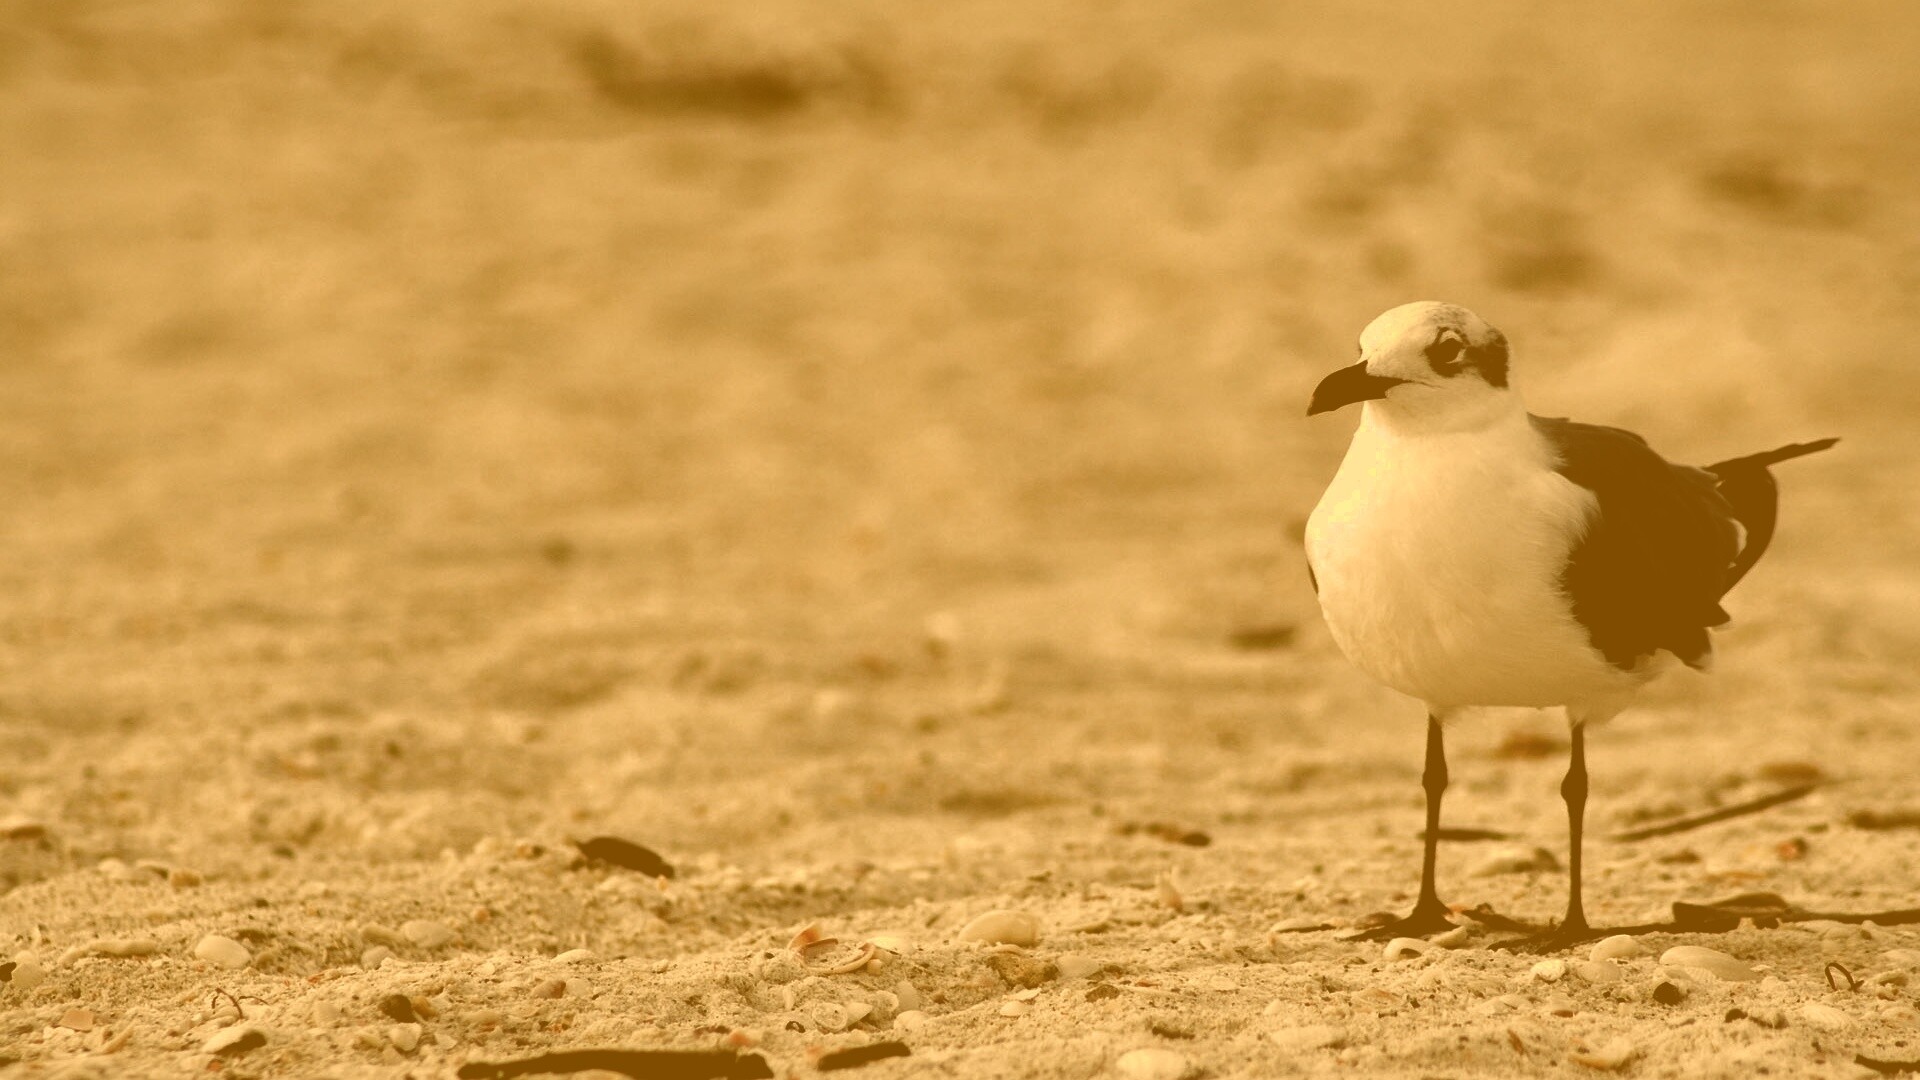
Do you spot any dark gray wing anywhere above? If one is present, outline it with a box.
[1532,415,1742,670]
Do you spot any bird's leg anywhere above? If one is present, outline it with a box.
[1561,722,1590,937]
[1497,723,1611,953]
[1347,715,1457,940]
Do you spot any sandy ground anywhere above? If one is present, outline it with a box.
[4,1,1920,1077]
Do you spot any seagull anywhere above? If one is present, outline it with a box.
[1303,301,1836,948]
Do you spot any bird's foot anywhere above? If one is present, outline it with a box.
[1342,900,1459,942]
[1491,921,1609,954]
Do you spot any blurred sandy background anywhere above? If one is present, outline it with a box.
[3,1,1919,1076]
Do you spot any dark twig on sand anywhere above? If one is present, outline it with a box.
[1855,1054,1920,1076]
[1611,785,1817,842]
[456,1050,772,1080]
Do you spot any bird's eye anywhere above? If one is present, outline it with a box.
[1426,333,1465,374]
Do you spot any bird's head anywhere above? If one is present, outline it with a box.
[1308,302,1516,430]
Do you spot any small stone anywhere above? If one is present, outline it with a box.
[360,945,394,969]
[1116,1047,1190,1080]
[8,953,46,989]
[1432,927,1472,949]
[1883,948,1920,969]
[1383,937,1431,962]
[58,1007,94,1031]
[812,1002,852,1032]
[1531,959,1567,983]
[1659,946,1757,982]
[894,1009,930,1031]
[1574,960,1624,985]
[203,1025,267,1056]
[986,951,1057,988]
[1470,846,1559,876]
[1588,935,1644,962]
[958,910,1042,947]
[401,920,454,949]
[0,815,46,840]
[194,934,252,970]
[1799,1002,1853,1030]
[1651,981,1686,1005]
[1056,953,1103,979]
[1745,1006,1788,1029]
[1269,1024,1347,1051]
[378,994,417,1022]
[1544,995,1578,1017]
[531,977,567,999]
[564,977,591,998]
[998,999,1030,1017]
[61,938,160,964]
[894,981,923,1012]
[388,1023,422,1053]
[553,948,595,964]
[1567,1038,1636,1071]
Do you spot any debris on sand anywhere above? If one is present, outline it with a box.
[572,837,677,877]
[457,1049,773,1080]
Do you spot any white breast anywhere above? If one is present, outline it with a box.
[1305,408,1646,713]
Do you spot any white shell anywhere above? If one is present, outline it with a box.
[957,910,1042,947]
[1658,945,1758,981]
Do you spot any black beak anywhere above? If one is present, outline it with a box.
[1307,361,1407,416]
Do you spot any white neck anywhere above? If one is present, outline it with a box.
[1362,385,1526,438]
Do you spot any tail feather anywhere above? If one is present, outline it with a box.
[1707,437,1837,593]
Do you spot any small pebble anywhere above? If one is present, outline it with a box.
[388,1023,422,1053]
[1588,935,1644,962]
[894,1009,930,1031]
[531,977,567,999]
[203,1025,267,1056]
[1799,1002,1854,1030]
[1269,1024,1346,1051]
[360,945,394,969]
[998,999,1030,1017]
[958,910,1042,947]
[1469,846,1559,876]
[0,815,46,840]
[989,951,1059,988]
[193,935,252,970]
[8,953,45,989]
[60,938,160,964]
[57,1007,94,1032]
[565,977,592,998]
[1567,1038,1636,1071]
[1574,960,1624,985]
[1659,945,1757,982]
[1116,1047,1189,1080]
[1383,937,1431,962]
[1651,981,1686,1005]
[401,920,454,949]
[894,982,923,1012]
[1057,953,1103,980]
[553,948,595,964]
[1883,949,1920,969]
[378,994,417,1022]
[812,1002,852,1032]
[1531,959,1567,983]
[1432,926,1472,949]
[1544,995,1578,1017]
